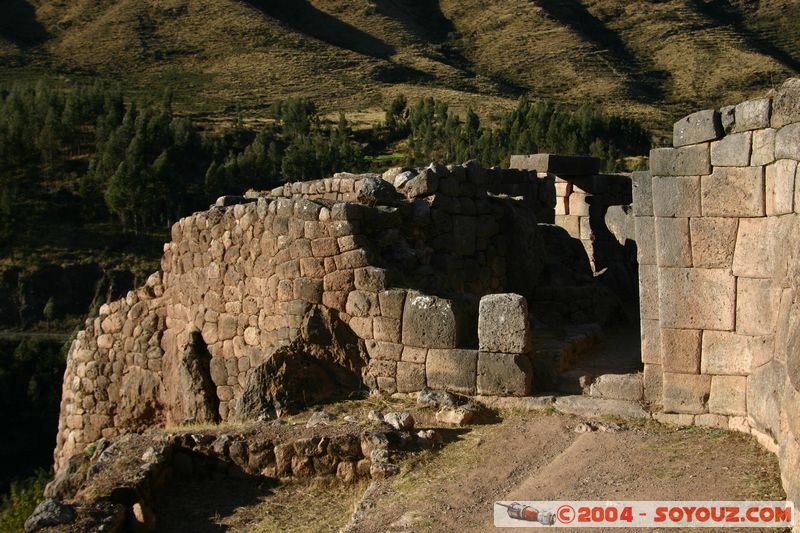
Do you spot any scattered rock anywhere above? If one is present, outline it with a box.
[306,411,336,428]
[417,386,459,408]
[24,499,75,532]
[383,412,415,431]
[343,415,359,423]
[416,429,442,447]
[435,404,479,426]
[574,421,624,433]
[367,409,384,423]
[131,501,156,531]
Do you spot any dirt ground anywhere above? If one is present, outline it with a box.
[159,407,784,533]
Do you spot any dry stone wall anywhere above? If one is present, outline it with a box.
[638,77,800,511]
[54,162,547,472]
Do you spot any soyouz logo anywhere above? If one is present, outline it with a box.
[493,501,795,528]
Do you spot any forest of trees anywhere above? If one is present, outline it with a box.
[0,78,650,242]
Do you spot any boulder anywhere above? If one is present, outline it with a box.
[24,499,75,532]
[478,293,532,354]
[401,292,464,349]
[383,412,415,431]
[357,176,402,205]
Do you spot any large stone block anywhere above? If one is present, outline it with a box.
[733,98,772,132]
[652,176,701,217]
[673,109,722,147]
[396,362,426,393]
[426,349,477,395]
[663,372,711,414]
[771,78,800,128]
[509,153,601,176]
[701,330,772,375]
[639,265,660,320]
[635,216,656,265]
[650,145,711,177]
[641,318,661,364]
[732,218,773,279]
[710,132,752,167]
[689,217,738,268]
[775,122,800,160]
[700,167,765,217]
[736,277,780,336]
[751,128,776,166]
[765,160,797,216]
[643,363,663,403]
[631,171,653,216]
[660,328,701,373]
[655,217,692,267]
[402,292,462,348]
[747,360,786,438]
[478,293,532,354]
[589,373,643,401]
[708,375,747,416]
[658,268,735,330]
[476,352,533,396]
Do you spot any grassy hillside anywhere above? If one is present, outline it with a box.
[0,0,796,136]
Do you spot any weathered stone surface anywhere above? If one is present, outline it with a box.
[720,105,735,133]
[425,349,477,395]
[588,373,643,401]
[662,372,711,414]
[751,128,776,166]
[403,168,439,198]
[650,145,711,176]
[694,413,729,429]
[24,499,75,532]
[639,265,660,321]
[654,412,695,426]
[700,166,765,217]
[775,122,800,160]
[772,78,800,127]
[660,328,701,373]
[689,217,738,268]
[747,360,786,438]
[673,110,722,147]
[383,412,414,430]
[701,330,772,375]
[477,293,532,354]
[476,352,533,396]
[652,176,701,217]
[631,171,653,216]
[401,292,461,349]
[396,362,425,393]
[356,177,401,205]
[710,132,751,167]
[643,363,663,404]
[553,395,649,419]
[655,217,692,267]
[635,217,656,265]
[732,217,774,278]
[736,277,780,336]
[658,268,735,330]
[708,375,747,416]
[641,319,661,364]
[733,98,771,132]
[766,159,797,215]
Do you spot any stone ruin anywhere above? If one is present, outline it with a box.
[49,78,800,529]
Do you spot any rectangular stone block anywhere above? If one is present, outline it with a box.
[555,214,580,239]
[639,265,660,320]
[658,268,735,330]
[732,218,773,278]
[708,375,747,416]
[663,372,711,414]
[689,217,738,268]
[736,277,780,336]
[775,122,800,160]
[643,363,663,404]
[631,171,653,216]
[396,362,425,393]
[751,128,776,166]
[656,217,692,267]
[673,109,723,147]
[568,192,590,216]
[401,346,427,364]
[650,144,711,177]
[710,132,752,167]
[766,159,796,215]
[660,328,701,373]
[426,349,477,395]
[652,176,701,217]
[641,318,661,364]
[700,166,765,217]
[733,98,772,132]
[402,292,461,348]
[701,330,772,375]
[477,352,533,396]
[478,293,532,354]
[365,340,403,361]
[771,79,800,128]
[635,216,656,265]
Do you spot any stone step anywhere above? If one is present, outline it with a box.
[553,395,649,419]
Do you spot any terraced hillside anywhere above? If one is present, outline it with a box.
[1,0,798,133]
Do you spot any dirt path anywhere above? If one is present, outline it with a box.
[343,411,784,533]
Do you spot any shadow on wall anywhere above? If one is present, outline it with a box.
[244,0,395,59]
